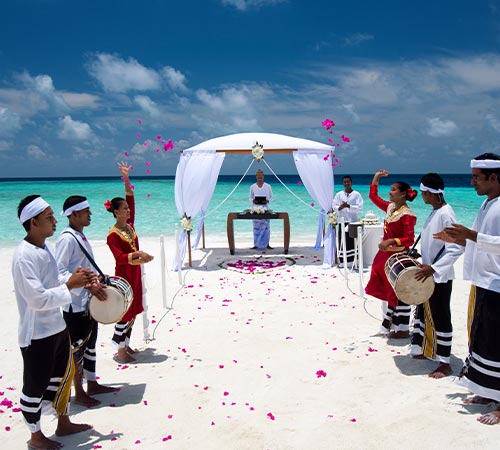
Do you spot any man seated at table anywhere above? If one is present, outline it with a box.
[249,169,273,250]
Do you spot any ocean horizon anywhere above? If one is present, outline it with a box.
[1,174,481,247]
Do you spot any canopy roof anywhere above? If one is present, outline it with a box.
[183,132,332,154]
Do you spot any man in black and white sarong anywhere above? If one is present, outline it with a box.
[435,153,500,425]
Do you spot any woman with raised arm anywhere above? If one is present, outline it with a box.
[105,162,154,363]
[365,170,417,338]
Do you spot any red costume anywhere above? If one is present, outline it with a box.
[365,184,416,307]
[106,193,144,322]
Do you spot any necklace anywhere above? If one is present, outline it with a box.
[112,224,137,251]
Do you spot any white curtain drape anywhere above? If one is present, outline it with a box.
[293,150,335,267]
[173,150,225,269]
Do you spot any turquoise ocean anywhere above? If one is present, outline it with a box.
[0,174,481,248]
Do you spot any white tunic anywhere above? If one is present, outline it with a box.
[56,227,95,313]
[12,240,71,347]
[463,196,500,293]
[249,182,273,207]
[332,189,363,223]
[420,204,463,283]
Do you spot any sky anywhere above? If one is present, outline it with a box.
[1,0,500,178]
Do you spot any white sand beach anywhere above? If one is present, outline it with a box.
[1,236,500,449]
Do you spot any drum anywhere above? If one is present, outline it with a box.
[384,253,435,305]
[89,276,133,324]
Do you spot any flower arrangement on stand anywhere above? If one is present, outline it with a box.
[326,209,338,227]
[250,205,267,214]
[180,214,193,233]
[252,142,264,161]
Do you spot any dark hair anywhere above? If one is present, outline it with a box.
[62,195,87,213]
[394,181,417,202]
[420,173,445,191]
[343,175,352,182]
[474,152,500,180]
[17,195,41,231]
[106,197,125,218]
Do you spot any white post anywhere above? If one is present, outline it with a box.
[160,235,167,308]
[141,265,151,341]
[357,225,365,299]
[340,218,348,279]
[175,224,183,285]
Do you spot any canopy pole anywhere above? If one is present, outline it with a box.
[187,231,192,267]
[202,223,205,249]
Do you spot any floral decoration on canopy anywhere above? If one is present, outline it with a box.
[252,142,264,161]
[180,214,193,232]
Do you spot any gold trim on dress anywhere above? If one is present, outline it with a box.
[110,224,137,251]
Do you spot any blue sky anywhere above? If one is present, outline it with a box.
[1,0,499,177]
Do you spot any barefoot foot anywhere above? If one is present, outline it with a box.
[429,363,452,379]
[464,395,495,405]
[125,346,138,355]
[55,415,92,436]
[27,431,63,450]
[388,330,410,339]
[87,381,119,396]
[116,348,135,363]
[73,391,101,407]
[477,410,500,425]
[411,354,427,360]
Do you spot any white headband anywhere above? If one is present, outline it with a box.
[61,200,90,216]
[420,182,444,194]
[471,159,500,169]
[19,197,50,224]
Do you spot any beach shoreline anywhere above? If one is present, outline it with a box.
[2,237,500,449]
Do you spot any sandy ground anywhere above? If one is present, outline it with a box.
[1,236,500,449]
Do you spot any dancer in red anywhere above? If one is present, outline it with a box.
[106,162,154,362]
[365,170,417,338]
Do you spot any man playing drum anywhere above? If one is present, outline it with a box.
[56,196,119,407]
[12,195,93,450]
[410,173,463,378]
[435,153,500,425]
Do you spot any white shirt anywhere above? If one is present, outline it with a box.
[249,182,273,208]
[463,196,500,293]
[420,204,463,283]
[12,240,71,347]
[56,227,95,313]
[332,189,363,223]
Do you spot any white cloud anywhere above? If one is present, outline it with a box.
[343,33,374,47]
[0,107,21,136]
[378,144,396,157]
[58,115,94,140]
[444,56,500,93]
[221,0,285,11]
[0,140,11,152]
[87,53,161,93]
[19,73,69,111]
[134,95,161,118]
[27,144,48,160]
[59,92,100,109]
[486,113,500,132]
[162,66,188,92]
[342,104,360,122]
[427,117,458,137]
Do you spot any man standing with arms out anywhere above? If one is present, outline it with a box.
[249,169,273,250]
[12,195,93,450]
[332,175,363,266]
[435,153,500,425]
[56,196,118,407]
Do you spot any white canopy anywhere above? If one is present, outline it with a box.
[174,132,335,269]
[183,132,332,153]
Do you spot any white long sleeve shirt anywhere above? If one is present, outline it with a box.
[56,227,95,313]
[12,240,71,347]
[332,190,363,223]
[420,204,463,283]
[249,182,273,208]
[463,196,500,293]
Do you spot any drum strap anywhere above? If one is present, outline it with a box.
[432,246,446,264]
[62,231,108,282]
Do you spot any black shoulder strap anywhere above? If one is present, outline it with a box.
[62,231,106,280]
[432,245,446,264]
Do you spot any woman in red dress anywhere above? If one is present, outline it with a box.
[106,162,154,362]
[365,170,417,338]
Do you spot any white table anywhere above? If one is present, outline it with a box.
[361,224,383,267]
